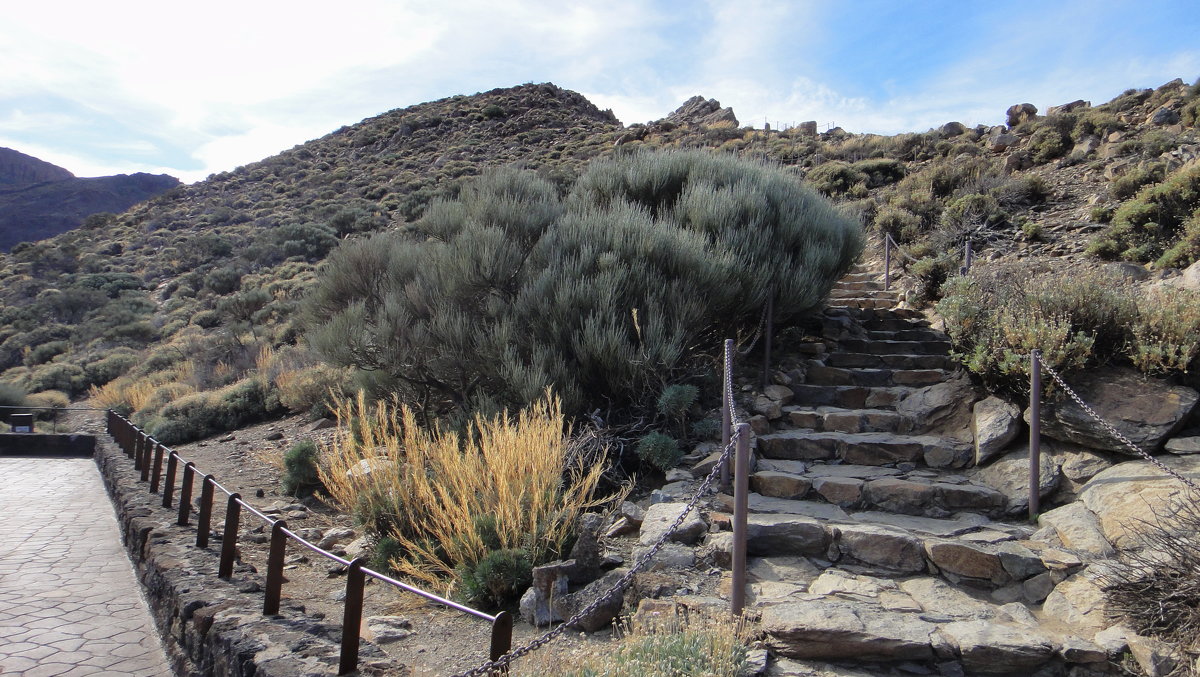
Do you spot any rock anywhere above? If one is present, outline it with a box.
[363,616,412,643]
[970,444,1059,516]
[1028,367,1199,454]
[941,121,968,137]
[345,457,395,480]
[862,478,935,516]
[762,599,936,661]
[832,523,925,573]
[1059,635,1108,664]
[1165,436,1200,454]
[808,569,895,598]
[1046,443,1113,483]
[1173,259,1200,291]
[1092,624,1132,656]
[698,532,735,568]
[638,502,708,546]
[1105,261,1151,282]
[567,513,605,583]
[554,569,628,632]
[307,417,336,431]
[899,578,997,620]
[924,540,1008,584]
[631,542,696,570]
[1072,134,1101,157]
[620,501,646,525]
[749,556,822,585]
[972,397,1022,466]
[1006,103,1038,128]
[521,562,570,626]
[746,514,829,557]
[995,541,1047,581]
[665,468,692,482]
[265,431,285,441]
[1003,151,1032,173]
[754,395,784,420]
[691,451,724,477]
[1037,503,1114,558]
[989,132,1020,152]
[897,375,980,438]
[812,477,863,507]
[1150,106,1181,126]
[342,536,372,560]
[1047,99,1090,116]
[663,95,738,127]
[317,527,356,550]
[1127,633,1181,676]
[765,385,796,405]
[750,414,772,435]
[1042,572,1108,633]
[936,620,1054,673]
[752,471,812,499]
[1079,455,1200,548]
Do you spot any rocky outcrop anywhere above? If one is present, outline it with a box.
[1006,103,1038,127]
[662,95,739,127]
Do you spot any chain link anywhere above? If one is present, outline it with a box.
[450,353,746,677]
[885,233,920,263]
[1038,357,1200,494]
[737,304,768,356]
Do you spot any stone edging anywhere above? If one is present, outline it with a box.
[93,437,383,676]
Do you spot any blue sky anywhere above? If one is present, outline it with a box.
[1,0,1197,184]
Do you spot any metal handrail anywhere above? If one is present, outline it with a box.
[102,411,511,675]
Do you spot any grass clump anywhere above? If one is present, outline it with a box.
[318,391,614,601]
[518,610,753,677]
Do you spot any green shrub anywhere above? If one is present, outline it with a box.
[371,536,403,574]
[1110,162,1167,200]
[1090,164,1200,267]
[690,417,721,441]
[657,384,698,418]
[0,382,27,420]
[306,150,862,420]
[908,254,957,304]
[1089,205,1114,223]
[458,548,532,609]
[28,363,86,397]
[83,351,139,388]
[853,158,906,188]
[25,341,69,366]
[806,161,868,196]
[636,431,681,471]
[147,377,282,444]
[1029,126,1070,163]
[873,205,924,242]
[282,440,323,496]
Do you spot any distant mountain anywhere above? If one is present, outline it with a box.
[0,147,180,251]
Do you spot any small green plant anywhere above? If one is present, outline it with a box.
[689,417,721,441]
[371,536,403,574]
[457,548,533,609]
[283,440,323,496]
[636,431,681,471]
[1020,220,1044,241]
[1089,205,1114,223]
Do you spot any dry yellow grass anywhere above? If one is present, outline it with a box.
[319,391,613,589]
[89,361,196,414]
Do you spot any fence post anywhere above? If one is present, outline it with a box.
[133,432,144,471]
[490,610,513,664]
[761,292,774,391]
[219,494,242,578]
[263,520,289,615]
[197,475,215,548]
[139,436,152,482]
[163,452,178,509]
[731,422,750,618]
[339,558,367,676]
[150,443,164,494]
[721,338,733,491]
[884,235,892,291]
[178,462,196,526]
[1029,350,1042,521]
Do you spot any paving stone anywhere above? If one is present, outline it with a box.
[832,523,925,574]
[762,599,937,661]
[936,620,1055,672]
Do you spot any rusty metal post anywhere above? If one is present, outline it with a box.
[219,494,242,578]
[1029,350,1042,521]
[761,292,774,392]
[139,437,151,482]
[721,338,733,492]
[178,462,195,526]
[263,520,289,615]
[197,475,215,548]
[884,235,892,291]
[133,432,144,470]
[150,443,164,494]
[490,610,513,663]
[163,452,178,508]
[731,422,750,618]
[338,558,367,675]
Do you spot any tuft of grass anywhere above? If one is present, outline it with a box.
[318,391,615,591]
[517,610,753,677]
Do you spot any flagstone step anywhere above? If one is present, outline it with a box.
[829,287,899,300]
[788,385,913,410]
[863,328,951,343]
[756,430,972,468]
[829,297,900,310]
[805,366,949,388]
[823,352,955,370]
[747,468,1009,518]
[838,338,952,355]
[859,317,931,332]
[783,405,906,434]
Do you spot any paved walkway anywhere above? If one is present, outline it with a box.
[0,458,172,676]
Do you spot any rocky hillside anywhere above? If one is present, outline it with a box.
[0,78,1197,434]
[0,147,180,251]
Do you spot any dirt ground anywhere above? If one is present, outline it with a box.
[64,407,714,677]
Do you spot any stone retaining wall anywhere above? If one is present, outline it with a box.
[0,432,95,456]
[93,438,384,676]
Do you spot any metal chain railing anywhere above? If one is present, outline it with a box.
[450,347,747,677]
[737,303,769,356]
[1039,358,1200,493]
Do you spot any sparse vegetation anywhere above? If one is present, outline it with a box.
[1089,164,1200,268]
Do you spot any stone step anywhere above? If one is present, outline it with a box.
[824,352,955,370]
[838,338,952,356]
[788,384,913,410]
[846,307,926,321]
[829,297,898,310]
[865,329,950,343]
[756,430,972,468]
[783,405,906,434]
[860,317,931,332]
[834,279,885,292]
[805,366,949,388]
[829,287,899,300]
[748,468,1009,518]
[840,271,879,283]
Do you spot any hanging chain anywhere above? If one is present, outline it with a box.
[737,303,768,356]
[1038,359,1200,494]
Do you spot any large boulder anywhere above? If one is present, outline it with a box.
[638,502,707,546]
[1006,103,1038,128]
[897,375,980,439]
[663,95,739,127]
[970,443,1060,516]
[1078,455,1200,548]
[973,396,1022,465]
[1028,367,1198,454]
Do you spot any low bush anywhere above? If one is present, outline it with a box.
[0,382,27,418]
[1110,162,1167,200]
[1089,164,1200,267]
[282,440,323,496]
[636,431,682,472]
[805,161,867,196]
[144,377,281,445]
[457,548,533,609]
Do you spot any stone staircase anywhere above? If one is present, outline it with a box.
[715,266,1113,676]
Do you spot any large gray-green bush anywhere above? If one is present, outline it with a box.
[305,150,862,417]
